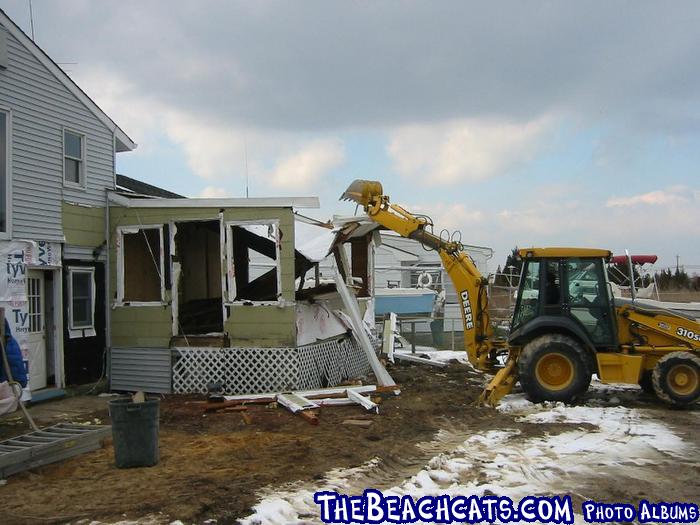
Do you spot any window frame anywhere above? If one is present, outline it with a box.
[116,225,166,306]
[0,106,12,239]
[67,266,96,338]
[62,127,86,188]
[225,219,282,305]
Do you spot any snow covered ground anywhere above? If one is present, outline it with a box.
[240,379,697,525]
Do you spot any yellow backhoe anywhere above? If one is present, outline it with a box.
[342,180,700,407]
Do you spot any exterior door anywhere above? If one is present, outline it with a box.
[27,270,47,390]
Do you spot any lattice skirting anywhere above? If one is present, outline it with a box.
[172,336,374,395]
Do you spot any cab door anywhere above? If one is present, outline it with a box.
[563,258,617,347]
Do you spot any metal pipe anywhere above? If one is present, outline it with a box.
[626,249,636,302]
[104,187,112,381]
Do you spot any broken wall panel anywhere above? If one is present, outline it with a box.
[109,206,297,349]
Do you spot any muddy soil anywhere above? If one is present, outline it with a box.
[0,362,697,524]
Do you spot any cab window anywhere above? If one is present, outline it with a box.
[512,260,540,329]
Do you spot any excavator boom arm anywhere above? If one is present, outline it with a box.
[342,180,496,370]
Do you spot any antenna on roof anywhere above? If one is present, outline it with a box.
[28,0,36,40]
[244,139,249,198]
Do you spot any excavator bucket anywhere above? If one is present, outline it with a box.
[479,356,518,406]
[340,179,384,207]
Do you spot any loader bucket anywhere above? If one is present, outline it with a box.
[340,179,384,207]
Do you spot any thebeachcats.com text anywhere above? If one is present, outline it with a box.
[313,490,699,524]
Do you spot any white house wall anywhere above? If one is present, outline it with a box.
[374,233,493,303]
[0,22,117,243]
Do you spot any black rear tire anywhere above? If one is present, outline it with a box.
[518,334,592,403]
[652,352,700,407]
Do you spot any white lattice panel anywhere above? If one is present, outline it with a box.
[172,336,373,395]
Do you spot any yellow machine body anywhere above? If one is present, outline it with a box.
[342,179,700,406]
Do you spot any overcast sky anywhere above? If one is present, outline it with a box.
[4,1,700,271]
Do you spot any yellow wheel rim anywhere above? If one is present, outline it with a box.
[535,352,574,391]
[667,364,699,396]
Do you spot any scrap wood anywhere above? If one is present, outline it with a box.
[276,393,320,426]
[347,388,379,413]
[393,353,447,368]
[221,406,248,413]
[375,384,402,395]
[204,400,265,413]
[240,412,253,425]
[222,384,378,403]
[334,269,397,388]
[342,419,373,428]
[382,312,397,363]
[299,410,319,426]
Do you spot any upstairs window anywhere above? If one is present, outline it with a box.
[63,129,85,186]
[0,109,7,234]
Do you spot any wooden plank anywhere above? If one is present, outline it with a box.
[347,388,379,413]
[276,393,319,413]
[382,312,397,363]
[334,269,397,388]
[223,385,377,402]
[393,353,448,367]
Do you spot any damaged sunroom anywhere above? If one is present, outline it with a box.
[107,193,381,395]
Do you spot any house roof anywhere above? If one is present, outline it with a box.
[108,191,320,209]
[116,174,184,199]
[0,8,136,152]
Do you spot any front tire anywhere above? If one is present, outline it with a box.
[652,352,700,407]
[518,334,592,403]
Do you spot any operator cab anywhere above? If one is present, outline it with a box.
[510,248,617,349]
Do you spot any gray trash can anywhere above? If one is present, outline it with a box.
[108,397,160,468]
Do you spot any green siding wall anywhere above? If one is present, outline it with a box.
[63,202,105,247]
[109,205,297,348]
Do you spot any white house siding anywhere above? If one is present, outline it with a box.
[0,23,116,243]
[375,233,493,300]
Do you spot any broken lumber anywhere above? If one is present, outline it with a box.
[393,353,447,367]
[382,312,397,363]
[222,384,378,403]
[276,393,320,426]
[347,388,379,413]
[334,269,397,388]
[342,419,373,428]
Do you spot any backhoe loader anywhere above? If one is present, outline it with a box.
[342,180,700,406]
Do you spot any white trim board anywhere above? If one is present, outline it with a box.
[108,192,319,209]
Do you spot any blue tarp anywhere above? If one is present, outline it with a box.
[1,320,27,387]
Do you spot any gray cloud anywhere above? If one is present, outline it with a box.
[5,1,700,133]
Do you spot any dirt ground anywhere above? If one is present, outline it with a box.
[0,362,698,524]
